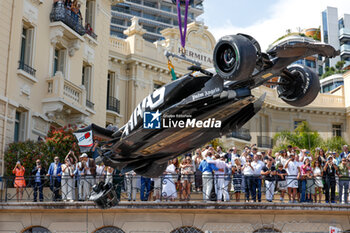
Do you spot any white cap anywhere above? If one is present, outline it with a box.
[80,153,88,158]
[257,152,262,156]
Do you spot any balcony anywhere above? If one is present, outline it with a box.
[85,28,97,40]
[226,128,251,142]
[110,37,129,55]
[339,28,350,42]
[107,96,120,114]
[42,72,88,117]
[340,44,350,58]
[49,2,86,37]
[18,60,36,77]
[257,135,273,149]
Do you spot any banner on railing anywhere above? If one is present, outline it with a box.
[329,226,341,233]
[73,130,93,152]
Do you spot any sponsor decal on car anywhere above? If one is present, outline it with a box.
[143,112,222,129]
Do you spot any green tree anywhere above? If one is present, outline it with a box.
[273,121,322,152]
[4,141,49,176]
[322,136,348,153]
[335,60,345,72]
[4,125,79,176]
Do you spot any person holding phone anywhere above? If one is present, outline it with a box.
[323,156,338,203]
[31,159,46,202]
[13,161,26,202]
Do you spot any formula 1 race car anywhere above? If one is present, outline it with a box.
[76,34,338,208]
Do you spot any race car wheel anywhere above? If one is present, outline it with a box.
[134,161,168,178]
[213,34,257,81]
[277,64,320,107]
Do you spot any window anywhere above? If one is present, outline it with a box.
[14,111,27,142]
[52,48,66,76]
[170,226,204,233]
[85,0,96,29]
[322,11,328,43]
[143,0,157,8]
[82,64,93,102]
[143,25,156,33]
[332,124,342,137]
[107,72,117,98]
[19,24,35,76]
[294,120,304,129]
[253,228,281,233]
[339,18,344,30]
[160,4,172,12]
[94,226,125,233]
[111,18,125,25]
[107,72,120,113]
[23,226,51,233]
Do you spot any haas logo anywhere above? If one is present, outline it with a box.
[123,87,165,136]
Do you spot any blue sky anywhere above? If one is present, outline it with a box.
[200,0,350,51]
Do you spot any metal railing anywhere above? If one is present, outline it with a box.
[50,2,86,36]
[227,128,251,141]
[85,28,98,40]
[1,174,348,204]
[18,60,36,77]
[106,96,120,114]
[257,136,273,148]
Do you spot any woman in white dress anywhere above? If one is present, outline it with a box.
[162,159,178,201]
[313,160,324,203]
[61,151,77,201]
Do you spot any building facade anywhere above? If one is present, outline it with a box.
[111,0,204,42]
[1,203,350,233]
[1,1,350,176]
[321,6,350,70]
[0,0,120,175]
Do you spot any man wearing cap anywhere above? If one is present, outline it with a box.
[76,153,96,200]
[323,156,338,203]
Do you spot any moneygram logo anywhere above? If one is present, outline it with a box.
[143,111,161,129]
[143,112,221,129]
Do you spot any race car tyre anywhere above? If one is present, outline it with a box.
[213,34,257,81]
[134,161,168,178]
[277,64,320,107]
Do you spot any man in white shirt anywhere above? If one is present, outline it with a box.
[242,156,255,202]
[208,154,231,201]
[252,154,264,202]
[285,153,299,203]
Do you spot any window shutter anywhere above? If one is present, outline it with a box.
[24,28,34,66]
[19,112,27,141]
[84,66,91,100]
[87,1,95,28]
[58,50,66,76]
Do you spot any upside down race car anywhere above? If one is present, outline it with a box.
[75,34,339,208]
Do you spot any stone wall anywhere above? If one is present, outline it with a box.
[0,203,349,233]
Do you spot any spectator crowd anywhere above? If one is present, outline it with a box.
[9,143,350,204]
